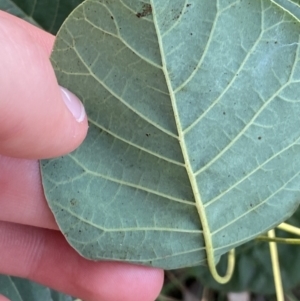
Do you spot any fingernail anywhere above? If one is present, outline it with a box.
[60,86,86,122]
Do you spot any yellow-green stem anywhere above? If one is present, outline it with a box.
[277,222,300,236]
[268,229,284,301]
[257,236,300,244]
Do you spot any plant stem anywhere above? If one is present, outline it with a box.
[256,236,300,244]
[268,229,284,301]
[277,222,300,236]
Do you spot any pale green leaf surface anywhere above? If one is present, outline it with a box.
[41,0,300,269]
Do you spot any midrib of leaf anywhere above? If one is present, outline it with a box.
[151,1,217,280]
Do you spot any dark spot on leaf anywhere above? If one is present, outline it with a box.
[145,133,150,137]
[110,16,114,20]
[70,199,78,206]
[223,112,226,115]
[250,203,253,207]
[136,4,152,18]
[187,4,191,7]
[258,136,262,140]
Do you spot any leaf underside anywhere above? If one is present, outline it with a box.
[41,0,300,269]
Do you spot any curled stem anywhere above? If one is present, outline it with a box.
[208,249,235,284]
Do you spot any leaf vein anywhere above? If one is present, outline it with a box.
[204,136,300,208]
[72,46,177,138]
[88,118,184,166]
[67,154,195,206]
[211,169,300,236]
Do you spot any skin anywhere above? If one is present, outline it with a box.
[0,10,163,301]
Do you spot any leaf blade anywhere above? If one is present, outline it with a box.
[41,0,300,269]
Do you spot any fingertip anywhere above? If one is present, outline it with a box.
[0,10,54,55]
[0,15,88,159]
[0,223,163,301]
[77,262,164,301]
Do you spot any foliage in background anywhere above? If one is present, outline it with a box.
[0,0,83,33]
[0,275,75,301]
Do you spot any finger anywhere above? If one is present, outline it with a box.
[0,156,57,230]
[0,11,88,159]
[0,222,164,301]
[0,296,10,301]
[0,10,54,54]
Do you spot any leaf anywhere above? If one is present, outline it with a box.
[0,0,84,34]
[41,0,300,270]
[0,275,75,301]
[194,207,300,294]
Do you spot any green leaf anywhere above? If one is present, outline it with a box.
[0,275,75,301]
[41,0,300,270]
[0,0,84,34]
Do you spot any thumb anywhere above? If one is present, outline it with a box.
[0,12,88,159]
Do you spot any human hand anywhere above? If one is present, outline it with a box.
[0,10,163,301]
